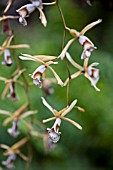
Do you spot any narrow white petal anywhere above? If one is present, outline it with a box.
[41,97,56,115]
[38,8,47,27]
[61,100,77,117]
[66,52,83,70]
[84,73,100,91]
[19,55,34,61]
[64,71,81,86]
[43,117,56,123]
[88,62,99,68]
[80,19,102,35]
[61,117,82,130]
[48,66,64,87]
[58,38,75,60]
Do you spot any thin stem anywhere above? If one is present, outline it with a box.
[56,0,67,49]
[56,0,66,29]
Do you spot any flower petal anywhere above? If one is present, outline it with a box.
[48,65,64,86]
[2,35,14,48]
[3,0,14,14]
[34,55,57,62]
[43,117,56,123]
[20,110,38,119]
[84,73,100,91]
[64,71,81,86]
[0,15,19,21]
[38,7,47,27]
[41,97,56,116]
[43,2,56,6]
[80,19,102,35]
[8,44,30,49]
[58,38,75,60]
[61,99,77,117]
[0,109,11,115]
[61,117,82,130]
[66,52,83,70]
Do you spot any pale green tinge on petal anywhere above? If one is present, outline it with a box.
[38,7,47,27]
[61,99,77,117]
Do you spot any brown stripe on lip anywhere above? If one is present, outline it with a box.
[89,69,95,78]
[33,71,42,79]
[55,124,60,132]
[5,55,13,66]
[82,39,91,47]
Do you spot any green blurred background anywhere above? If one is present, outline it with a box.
[0,0,113,169]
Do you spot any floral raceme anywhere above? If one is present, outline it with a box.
[0,0,102,169]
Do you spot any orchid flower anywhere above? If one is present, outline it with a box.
[0,68,26,101]
[16,0,56,27]
[0,137,29,168]
[42,97,82,143]
[0,103,37,138]
[19,54,64,87]
[64,52,100,91]
[0,35,29,66]
[59,19,102,60]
